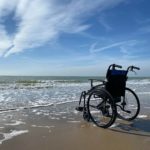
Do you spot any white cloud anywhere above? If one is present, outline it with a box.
[0,0,17,18]
[0,0,124,57]
[139,25,150,34]
[0,25,13,56]
[99,15,112,31]
[136,18,150,34]
[89,40,138,53]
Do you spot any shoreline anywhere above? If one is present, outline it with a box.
[0,103,150,150]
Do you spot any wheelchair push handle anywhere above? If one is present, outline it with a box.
[113,64,122,69]
[127,66,140,72]
[108,64,122,70]
[133,66,140,70]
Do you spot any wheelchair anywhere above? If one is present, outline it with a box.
[76,64,140,128]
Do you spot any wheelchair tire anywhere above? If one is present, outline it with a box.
[87,88,117,128]
[117,87,140,121]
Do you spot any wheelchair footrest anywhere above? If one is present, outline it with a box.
[75,106,84,112]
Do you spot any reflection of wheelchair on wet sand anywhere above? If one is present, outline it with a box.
[76,64,140,128]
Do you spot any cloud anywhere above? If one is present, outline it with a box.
[0,0,124,57]
[0,0,17,18]
[89,40,138,53]
[99,15,112,31]
[136,18,150,34]
[138,25,150,34]
[0,25,13,56]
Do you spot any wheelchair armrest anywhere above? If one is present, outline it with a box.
[88,79,106,87]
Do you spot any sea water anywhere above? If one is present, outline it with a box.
[0,76,149,112]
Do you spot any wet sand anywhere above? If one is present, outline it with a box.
[0,103,150,150]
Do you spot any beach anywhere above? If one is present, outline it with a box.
[0,102,150,150]
[0,76,150,150]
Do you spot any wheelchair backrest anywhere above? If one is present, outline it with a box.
[106,69,127,97]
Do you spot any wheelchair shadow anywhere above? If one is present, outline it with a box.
[110,118,150,137]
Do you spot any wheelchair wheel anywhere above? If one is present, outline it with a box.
[87,88,117,128]
[117,87,140,121]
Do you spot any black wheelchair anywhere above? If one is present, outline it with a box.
[76,64,140,128]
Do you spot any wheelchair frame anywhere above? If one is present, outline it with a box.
[76,64,140,128]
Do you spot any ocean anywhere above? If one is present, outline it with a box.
[0,76,149,114]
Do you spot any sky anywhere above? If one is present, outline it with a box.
[0,0,150,76]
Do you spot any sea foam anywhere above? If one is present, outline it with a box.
[0,130,28,144]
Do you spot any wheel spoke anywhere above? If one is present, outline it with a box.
[89,104,98,109]
[87,89,116,128]
[117,88,140,121]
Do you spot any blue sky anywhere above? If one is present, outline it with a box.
[0,0,150,76]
